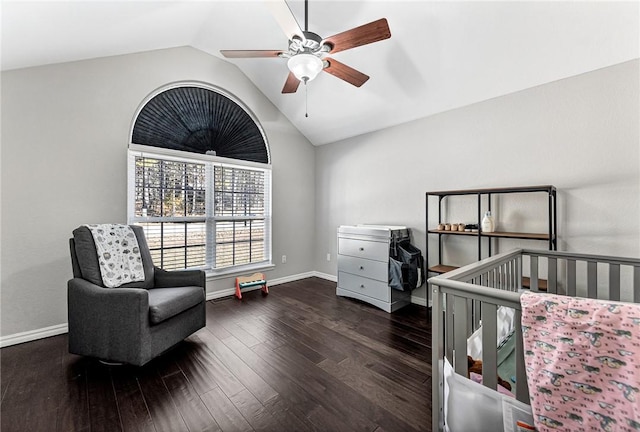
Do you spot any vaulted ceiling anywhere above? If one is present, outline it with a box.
[2,1,638,145]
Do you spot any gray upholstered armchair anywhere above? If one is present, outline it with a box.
[68,225,206,366]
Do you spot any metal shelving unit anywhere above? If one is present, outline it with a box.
[425,185,557,288]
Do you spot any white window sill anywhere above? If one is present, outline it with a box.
[205,262,275,281]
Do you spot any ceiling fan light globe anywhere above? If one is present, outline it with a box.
[287,54,323,82]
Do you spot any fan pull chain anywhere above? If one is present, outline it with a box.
[305,81,309,118]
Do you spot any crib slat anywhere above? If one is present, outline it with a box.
[446,295,454,361]
[481,302,498,391]
[516,255,522,292]
[514,309,529,404]
[588,261,597,298]
[454,296,469,377]
[635,266,640,303]
[505,263,510,289]
[504,262,509,290]
[609,264,620,301]
[473,299,481,331]
[548,257,557,294]
[431,285,445,432]
[530,256,539,291]
[467,298,473,337]
[567,259,576,297]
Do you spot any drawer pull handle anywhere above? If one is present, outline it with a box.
[359,247,364,251]
[360,284,365,288]
[359,266,364,270]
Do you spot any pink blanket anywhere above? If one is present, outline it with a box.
[520,291,640,431]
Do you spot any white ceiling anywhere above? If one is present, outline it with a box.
[2,1,639,146]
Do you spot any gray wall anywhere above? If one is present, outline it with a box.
[1,47,316,337]
[315,60,640,302]
[2,49,638,338]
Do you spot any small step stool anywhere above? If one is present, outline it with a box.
[234,272,268,300]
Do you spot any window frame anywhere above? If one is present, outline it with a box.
[127,143,273,277]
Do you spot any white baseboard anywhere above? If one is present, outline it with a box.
[311,271,337,282]
[0,323,68,348]
[0,271,427,348]
[270,271,318,286]
[206,287,237,301]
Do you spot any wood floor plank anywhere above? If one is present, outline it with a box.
[194,330,279,405]
[136,366,189,432]
[4,340,91,432]
[200,387,253,432]
[318,357,428,431]
[86,362,123,432]
[176,338,245,398]
[110,366,155,432]
[252,343,378,432]
[366,359,431,399]
[202,301,262,349]
[262,394,319,432]
[173,341,221,396]
[305,317,431,384]
[228,388,284,432]
[256,313,347,364]
[221,337,327,425]
[204,302,234,340]
[55,353,90,432]
[233,315,288,351]
[255,316,326,364]
[307,404,361,432]
[219,322,262,349]
[186,339,246,398]
[162,370,221,432]
[228,335,371,432]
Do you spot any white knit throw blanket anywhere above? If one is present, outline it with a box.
[85,224,145,288]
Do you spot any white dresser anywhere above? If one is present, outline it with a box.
[337,225,412,313]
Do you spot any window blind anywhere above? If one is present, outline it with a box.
[128,147,271,272]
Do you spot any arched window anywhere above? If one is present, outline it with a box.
[128,83,272,274]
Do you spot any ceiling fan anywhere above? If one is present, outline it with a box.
[220,0,391,94]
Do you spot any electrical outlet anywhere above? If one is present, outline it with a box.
[326,253,331,261]
[281,255,287,264]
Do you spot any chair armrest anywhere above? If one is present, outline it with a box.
[153,267,205,289]
[68,278,149,335]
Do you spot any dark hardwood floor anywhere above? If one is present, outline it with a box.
[0,277,432,432]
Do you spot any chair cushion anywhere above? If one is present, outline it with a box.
[147,286,205,325]
[72,225,155,288]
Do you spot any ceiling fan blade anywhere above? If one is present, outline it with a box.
[220,50,283,58]
[264,0,305,42]
[323,58,370,87]
[282,72,301,94]
[323,18,391,54]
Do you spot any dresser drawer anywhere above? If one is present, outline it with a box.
[338,237,388,262]
[338,271,390,302]
[337,255,387,282]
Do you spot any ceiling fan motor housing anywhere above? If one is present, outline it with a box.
[290,31,330,55]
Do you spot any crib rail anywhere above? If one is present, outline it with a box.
[429,248,640,432]
[525,249,640,300]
